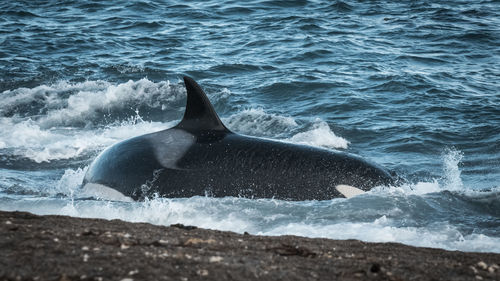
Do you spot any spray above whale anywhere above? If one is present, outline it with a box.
[82,77,395,201]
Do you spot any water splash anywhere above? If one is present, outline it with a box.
[0,117,167,163]
[55,167,88,198]
[288,119,349,149]
[441,147,464,191]
[1,194,498,253]
[225,109,349,149]
[224,107,298,137]
[374,147,467,196]
[0,79,184,128]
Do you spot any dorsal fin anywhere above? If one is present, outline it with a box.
[175,76,229,132]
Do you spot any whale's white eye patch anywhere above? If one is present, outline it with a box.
[335,184,365,198]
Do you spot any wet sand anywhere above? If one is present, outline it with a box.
[1,211,499,280]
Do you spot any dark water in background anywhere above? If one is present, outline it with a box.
[0,0,499,252]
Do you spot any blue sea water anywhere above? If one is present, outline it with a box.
[0,0,499,252]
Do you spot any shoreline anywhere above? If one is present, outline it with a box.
[1,211,499,280]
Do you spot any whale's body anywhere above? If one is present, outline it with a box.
[82,77,394,201]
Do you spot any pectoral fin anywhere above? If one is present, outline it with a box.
[336,184,365,198]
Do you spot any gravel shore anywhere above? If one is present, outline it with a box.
[1,211,499,281]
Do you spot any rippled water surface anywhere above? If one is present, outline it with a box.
[0,0,499,252]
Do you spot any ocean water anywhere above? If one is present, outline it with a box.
[0,0,499,253]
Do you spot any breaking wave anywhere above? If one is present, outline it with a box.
[0,79,349,163]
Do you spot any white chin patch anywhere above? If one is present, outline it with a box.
[335,184,365,198]
[81,183,134,202]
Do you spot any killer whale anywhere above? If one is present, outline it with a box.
[82,77,395,201]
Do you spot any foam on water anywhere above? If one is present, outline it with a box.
[287,119,350,149]
[442,147,464,191]
[261,217,500,253]
[223,108,298,137]
[0,79,496,255]
[1,0,498,256]
[55,167,88,197]
[0,79,184,162]
[1,146,498,253]
[224,108,349,149]
[373,147,476,196]
[0,79,184,128]
[2,191,498,253]
[0,79,351,162]
[0,115,169,163]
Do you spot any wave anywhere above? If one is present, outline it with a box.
[0,79,350,163]
[0,78,184,128]
[0,115,169,163]
[1,143,498,253]
[223,108,298,137]
[2,190,498,253]
[287,119,349,149]
[224,108,349,149]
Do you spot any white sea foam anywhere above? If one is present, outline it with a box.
[441,147,464,191]
[372,181,442,196]
[0,79,184,128]
[1,80,496,254]
[212,87,232,101]
[2,194,498,253]
[287,119,349,149]
[37,79,182,128]
[260,216,500,253]
[55,167,88,197]
[2,158,497,253]
[224,109,349,149]
[224,108,298,137]
[1,79,350,162]
[373,147,469,196]
[0,79,184,162]
[0,115,169,162]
